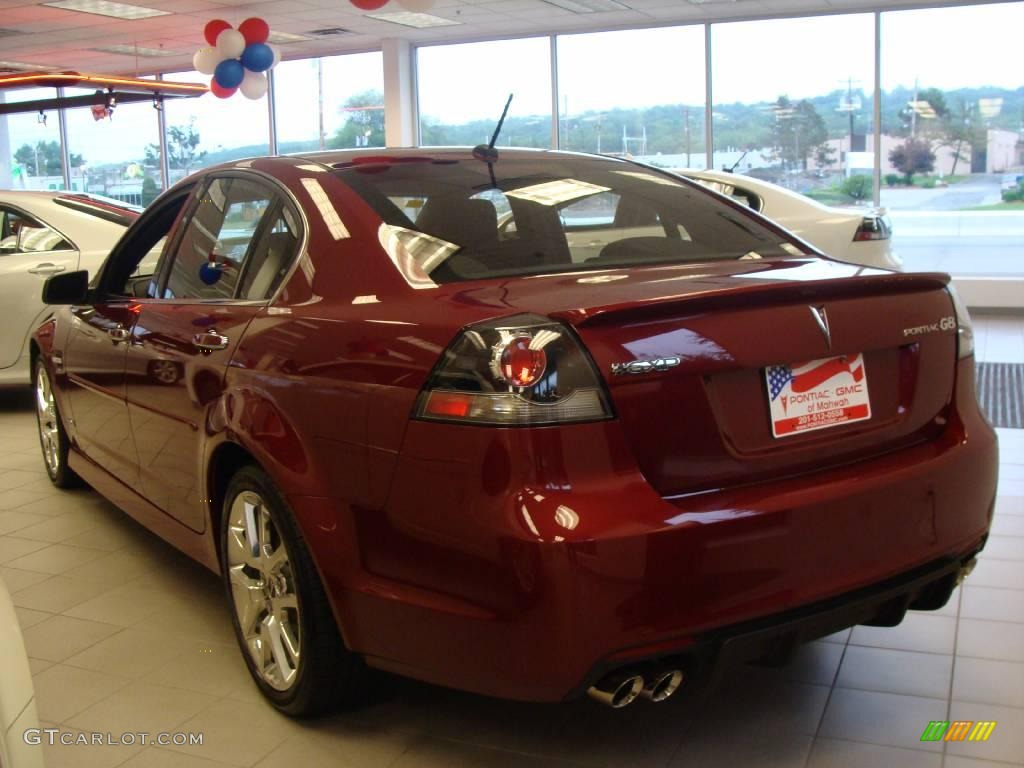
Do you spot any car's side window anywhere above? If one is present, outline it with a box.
[236,205,300,300]
[161,177,277,301]
[0,206,72,254]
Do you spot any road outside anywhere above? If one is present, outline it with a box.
[883,174,1024,276]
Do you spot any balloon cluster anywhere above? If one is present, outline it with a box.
[193,18,280,100]
[348,0,435,11]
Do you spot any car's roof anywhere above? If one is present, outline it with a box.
[0,189,133,251]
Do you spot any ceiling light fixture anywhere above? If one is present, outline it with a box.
[364,11,460,28]
[43,0,170,20]
[92,44,180,57]
[541,0,629,12]
[267,30,313,44]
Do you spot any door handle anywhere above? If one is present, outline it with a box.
[108,326,130,343]
[28,263,66,276]
[192,331,229,352]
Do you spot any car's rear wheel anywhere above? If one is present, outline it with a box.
[221,465,365,716]
[34,362,79,488]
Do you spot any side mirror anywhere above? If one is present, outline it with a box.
[42,270,90,305]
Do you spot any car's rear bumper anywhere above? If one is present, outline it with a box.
[295,357,997,703]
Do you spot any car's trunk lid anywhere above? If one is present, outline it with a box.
[446,259,958,497]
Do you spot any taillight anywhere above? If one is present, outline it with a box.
[854,215,891,242]
[947,285,975,359]
[415,314,613,426]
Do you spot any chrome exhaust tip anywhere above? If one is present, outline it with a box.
[641,668,684,703]
[956,556,979,585]
[586,671,644,709]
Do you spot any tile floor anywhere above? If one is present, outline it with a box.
[0,314,1022,768]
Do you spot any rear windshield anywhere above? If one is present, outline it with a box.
[53,194,141,227]
[332,154,806,284]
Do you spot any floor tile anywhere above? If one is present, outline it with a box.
[32,663,132,723]
[254,722,417,768]
[38,723,146,768]
[3,542,106,575]
[692,677,831,745]
[63,627,206,679]
[969,558,1024,589]
[670,731,812,767]
[849,613,957,655]
[991,515,1024,537]
[835,646,953,699]
[961,586,1024,623]
[806,738,941,768]
[0,565,53,592]
[7,513,104,544]
[14,605,54,630]
[11,573,115,613]
[66,680,219,736]
[944,757,1024,768]
[0,509,51,535]
[386,736,594,768]
[21,614,123,662]
[953,656,1024,709]
[818,688,948,752]
[946,701,1024,765]
[123,748,240,768]
[0,534,49,564]
[161,698,299,767]
[981,536,1024,562]
[957,619,1024,662]
[142,641,253,698]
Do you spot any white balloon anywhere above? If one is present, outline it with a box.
[239,70,267,100]
[216,28,246,59]
[193,47,224,75]
[397,0,434,9]
[269,44,281,69]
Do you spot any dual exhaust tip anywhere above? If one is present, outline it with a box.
[586,667,685,709]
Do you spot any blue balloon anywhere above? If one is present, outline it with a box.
[213,59,245,89]
[199,262,222,285]
[240,42,274,73]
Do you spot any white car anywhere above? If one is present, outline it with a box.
[674,169,902,271]
[0,191,137,386]
[0,577,44,768]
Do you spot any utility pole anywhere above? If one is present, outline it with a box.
[685,106,691,167]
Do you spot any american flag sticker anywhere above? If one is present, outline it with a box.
[764,353,871,438]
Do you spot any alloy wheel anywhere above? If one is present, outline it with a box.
[226,490,302,691]
[35,366,60,477]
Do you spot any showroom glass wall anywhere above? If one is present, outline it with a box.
[0,87,67,192]
[556,26,706,168]
[63,86,164,206]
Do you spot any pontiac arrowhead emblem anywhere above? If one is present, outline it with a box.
[810,305,831,350]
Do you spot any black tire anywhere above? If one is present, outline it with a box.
[33,359,81,489]
[220,464,366,716]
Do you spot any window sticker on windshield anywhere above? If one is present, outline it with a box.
[765,354,871,438]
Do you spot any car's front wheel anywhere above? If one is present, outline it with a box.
[34,361,79,488]
[221,465,365,716]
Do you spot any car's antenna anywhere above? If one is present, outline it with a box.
[726,149,748,173]
[473,93,514,186]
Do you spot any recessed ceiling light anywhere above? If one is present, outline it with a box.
[364,11,460,28]
[267,30,313,44]
[0,60,55,71]
[542,0,629,12]
[43,0,170,20]
[305,27,352,37]
[92,44,179,57]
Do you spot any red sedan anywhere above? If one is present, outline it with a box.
[31,148,997,715]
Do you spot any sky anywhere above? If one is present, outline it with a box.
[2,0,1022,166]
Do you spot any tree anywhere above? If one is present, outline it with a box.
[13,141,83,175]
[147,119,206,172]
[329,90,385,149]
[889,138,936,184]
[814,142,837,172]
[771,97,828,172]
[141,176,159,207]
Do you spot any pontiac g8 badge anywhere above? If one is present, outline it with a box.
[611,356,682,376]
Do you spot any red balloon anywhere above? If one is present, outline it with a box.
[203,19,231,46]
[210,78,236,99]
[349,0,388,9]
[238,17,269,44]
